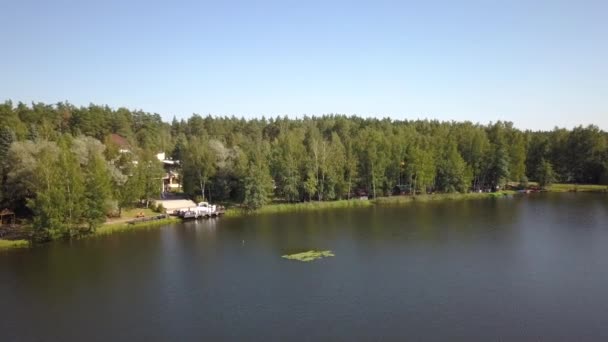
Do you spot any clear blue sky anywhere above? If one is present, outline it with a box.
[1,0,606,130]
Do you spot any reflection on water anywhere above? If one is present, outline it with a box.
[1,193,608,341]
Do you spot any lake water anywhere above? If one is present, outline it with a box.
[1,193,608,341]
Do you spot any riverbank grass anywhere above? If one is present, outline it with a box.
[373,191,515,205]
[227,191,518,217]
[0,239,30,250]
[226,199,373,217]
[95,217,180,237]
[547,184,608,193]
[282,250,335,262]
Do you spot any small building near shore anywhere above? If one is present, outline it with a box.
[156,152,181,191]
[0,209,16,226]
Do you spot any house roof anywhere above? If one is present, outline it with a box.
[110,134,130,148]
[0,209,15,216]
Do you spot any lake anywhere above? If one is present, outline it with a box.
[1,193,608,341]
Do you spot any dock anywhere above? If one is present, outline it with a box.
[126,214,170,225]
[176,208,225,220]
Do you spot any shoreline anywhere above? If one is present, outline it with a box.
[224,187,607,217]
[2,186,606,250]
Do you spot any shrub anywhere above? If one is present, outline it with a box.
[154,203,166,213]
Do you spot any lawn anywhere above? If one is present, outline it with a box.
[105,208,158,224]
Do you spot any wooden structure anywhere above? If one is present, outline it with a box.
[127,214,169,225]
[0,209,15,226]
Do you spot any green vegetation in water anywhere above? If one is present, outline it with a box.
[282,250,335,262]
[373,192,503,205]
[94,217,180,237]
[227,191,523,216]
[547,184,608,193]
[0,239,30,250]
[225,199,372,217]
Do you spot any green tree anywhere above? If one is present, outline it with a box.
[82,152,112,231]
[303,170,318,201]
[0,127,16,206]
[109,152,142,216]
[405,139,437,194]
[138,153,164,208]
[435,141,470,193]
[508,132,527,182]
[25,138,84,239]
[327,132,347,199]
[243,166,273,210]
[271,129,305,202]
[0,127,15,161]
[537,159,556,189]
[357,128,389,198]
[26,143,64,239]
[242,141,273,210]
[182,136,216,200]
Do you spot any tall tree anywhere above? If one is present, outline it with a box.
[537,159,556,189]
[82,152,112,231]
[137,152,164,208]
[181,136,216,200]
[435,140,470,193]
[242,141,273,210]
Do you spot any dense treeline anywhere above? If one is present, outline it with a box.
[1,101,607,236]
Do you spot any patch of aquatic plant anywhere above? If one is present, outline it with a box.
[0,239,30,250]
[282,250,335,262]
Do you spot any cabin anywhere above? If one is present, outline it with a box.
[0,209,16,226]
[392,184,413,195]
[351,188,369,200]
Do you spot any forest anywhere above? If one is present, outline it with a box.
[1,100,607,238]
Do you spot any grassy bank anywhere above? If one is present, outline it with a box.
[373,191,515,205]
[0,216,179,250]
[94,217,180,237]
[0,239,30,250]
[225,199,374,217]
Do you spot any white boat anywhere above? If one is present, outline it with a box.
[175,202,224,219]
